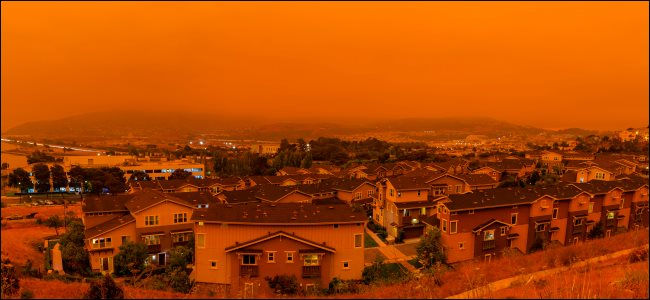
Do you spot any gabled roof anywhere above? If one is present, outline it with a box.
[82,194,135,213]
[225,231,336,253]
[85,213,134,239]
[446,184,585,211]
[455,174,498,186]
[330,178,376,192]
[472,219,512,233]
[169,191,221,206]
[124,189,196,213]
[386,176,431,191]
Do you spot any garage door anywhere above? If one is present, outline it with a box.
[403,226,424,239]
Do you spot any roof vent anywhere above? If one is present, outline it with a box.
[291,216,296,220]
[329,206,334,209]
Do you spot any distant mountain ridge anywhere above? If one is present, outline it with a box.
[2,111,600,141]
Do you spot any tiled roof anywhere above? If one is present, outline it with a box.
[387,176,431,191]
[84,213,134,239]
[169,191,221,206]
[191,202,367,224]
[454,174,498,185]
[446,184,584,211]
[82,194,135,213]
[220,188,260,204]
[123,189,195,213]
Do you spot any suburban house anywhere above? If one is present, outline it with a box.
[191,203,367,292]
[82,189,219,273]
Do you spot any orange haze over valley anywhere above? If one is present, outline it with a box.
[1,1,648,133]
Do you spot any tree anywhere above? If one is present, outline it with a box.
[1,162,8,170]
[32,163,51,193]
[113,242,148,276]
[45,215,64,236]
[50,164,68,192]
[8,168,33,193]
[587,221,604,239]
[68,166,86,192]
[528,170,541,185]
[129,170,150,182]
[300,152,313,169]
[26,150,55,164]
[169,169,192,180]
[84,274,124,299]
[59,219,90,275]
[166,246,192,272]
[416,228,446,269]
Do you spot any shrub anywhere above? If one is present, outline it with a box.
[84,274,124,299]
[628,247,649,263]
[395,230,405,244]
[20,289,34,299]
[265,274,299,295]
[21,260,41,278]
[168,269,193,293]
[113,242,148,276]
[416,228,446,268]
[1,262,20,297]
[362,257,409,285]
[587,221,604,239]
[328,277,360,295]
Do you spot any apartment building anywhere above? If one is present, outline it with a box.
[191,203,367,291]
[82,189,220,273]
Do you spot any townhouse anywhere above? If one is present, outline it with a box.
[428,176,648,264]
[82,189,220,273]
[191,203,367,291]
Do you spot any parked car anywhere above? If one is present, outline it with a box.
[44,200,54,205]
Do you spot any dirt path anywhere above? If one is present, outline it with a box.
[445,244,650,299]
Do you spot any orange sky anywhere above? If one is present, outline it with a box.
[1,1,648,132]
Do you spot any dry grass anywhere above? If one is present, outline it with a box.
[333,228,649,299]
[1,203,82,219]
[1,225,57,267]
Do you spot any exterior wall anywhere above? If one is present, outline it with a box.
[442,232,475,263]
[227,237,333,289]
[550,200,570,245]
[427,176,469,195]
[133,201,194,228]
[336,183,376,203]
[87,222,137,272]
[472,168,500,182]
[121,162,205,181]
[193,222,365,286]
[473,222,510,261]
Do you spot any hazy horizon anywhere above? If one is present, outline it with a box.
[2,2,648,133]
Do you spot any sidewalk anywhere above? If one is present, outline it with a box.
[365,226,419,273]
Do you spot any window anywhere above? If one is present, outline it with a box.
[607,212,615,219]
[242,255,257,265]
[512,205,518,209]
[417,190,421,196]
[343,261,350,269]
[483,230,495,241]
[469,210,474,215]
[451,211,458,215]
[196,234,205,248]
[459,242,465,250]
[333,224,339,229]
[303,254,319,266]
[511,213,518,225]
[398,192,402,197]
[456,185,462,193]
[437,207,442,213]
[121,236,129,245]
[403,209,410,217]
[91,237,112,249]
[355,192,362,200]
[450,221,457,234]
[367,190,373,197]
[198,221,204,226]
[173,213,188,224]
[210,261,218,269]
[286,252,294,263]
[595,173,605,179]
[448,185,452,191]
[173,232,192,243]
[552,208,559,219]
[354,234,363,248]
[267,252,276,263]
[536,223,546,232]
[588,202,594,213]
[143,235,160,245]
[500,227,507,236]
[620,199,624,209]
[420,207,426,215]
[442,219,447,232]
[145,215,159,226]
[390,189,394,196]
[574,218,583,226]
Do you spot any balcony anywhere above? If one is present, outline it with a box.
[172,241,188,248]
[573,226,583,234]
[147,244,161,253]
[240,265,259,277]
[302,266,321,278]
[482,240,496,250]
